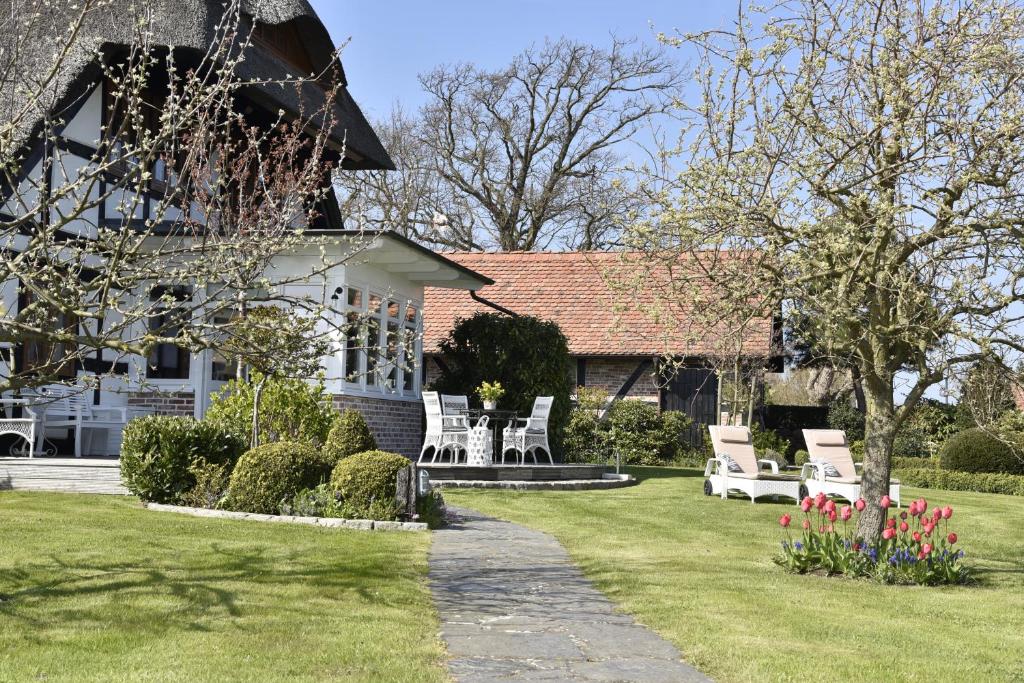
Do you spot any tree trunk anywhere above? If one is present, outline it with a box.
[251,376,266,449]
[855,375,897,542]
[850,364,867,414]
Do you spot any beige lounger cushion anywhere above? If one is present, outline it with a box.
[803,429,857,479]
[708,425,759,475]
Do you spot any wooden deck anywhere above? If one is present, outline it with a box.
[0,457,128,495]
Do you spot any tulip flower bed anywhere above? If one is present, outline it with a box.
[776,492,968,585]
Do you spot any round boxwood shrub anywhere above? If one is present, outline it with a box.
[121,415,245,503]
[226,441,332,514]
[329,450,410,520]
[939,428,1024,474]
[323,409,377,464]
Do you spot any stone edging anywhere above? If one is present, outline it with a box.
[144,502,428,531]
[431,477,636,491]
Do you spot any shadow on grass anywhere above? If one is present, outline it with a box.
[0,542,402,632]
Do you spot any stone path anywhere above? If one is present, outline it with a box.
[429,508,711,682]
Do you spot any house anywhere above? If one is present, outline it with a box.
[423,251,778,430]
[0,1,491,459]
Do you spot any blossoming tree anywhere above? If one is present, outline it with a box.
[627,0,1024,539]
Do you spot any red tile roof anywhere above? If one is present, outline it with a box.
[423,251,775,358]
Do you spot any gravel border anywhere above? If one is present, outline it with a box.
[144,502,428,531]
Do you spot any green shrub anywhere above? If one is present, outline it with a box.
[894,467,1024,497]
[279,483,343,517]
[179,460,231,509]
[431,312,573,458]
[751,424,791,458]
[906,399,958,452]
[827,398,865,441]
[416,490,447,529]
[849,439,865,461]
[206,375,338,448]
[794,449,810,466]
[759,449,788,469]
[121,415,246,503]
[939,428,1024,474]
[324,409,377,464]
[225,442,332,514]
[604,400,690,465]
[893,425,930,459]
[892,455,939,471]
[564,409,606,463]
[329,450,410,520]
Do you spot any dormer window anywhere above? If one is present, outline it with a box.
[251,20,315,75]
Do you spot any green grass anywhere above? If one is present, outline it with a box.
[445,467,1024,682]
[0,492,446,683]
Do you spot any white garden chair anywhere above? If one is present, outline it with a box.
[0,398,39,457]
[419,391,470,463]
[26,385,128,457]
[801,429,901,506]
[501,396,554,465]
[440,393,470,417]
[705,425,801,503]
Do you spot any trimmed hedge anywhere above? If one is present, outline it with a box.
[121,415,245,503]
[226,441,332,514]
[324,409,377,464]
[329,450,410,520]
[895,467,1024,497]
[892,455,938,471]
[939,428,1024,474]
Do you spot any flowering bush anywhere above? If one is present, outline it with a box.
[775,493,969,585]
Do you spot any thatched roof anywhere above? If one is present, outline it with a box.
[0,0,393,169]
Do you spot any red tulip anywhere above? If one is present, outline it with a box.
[912,531,921,542]
[840,505,852,521]
[919,498,927,512]
[802,519,811,530]
[853,542,861,551]
[942,506,953,520]
[824,499,836,513]
[899,521,909,532]
[899,510,908,520]
[918,551,926,560]
[887,518,897,529]
[932,507,942,522]
[854,498,866,512]
[828,510,837,522]
[800,497,813,513]
[882,528,896,540]
[881,495,892,509]
[815,492,827,510]
[922,543,933,555]
[779,514,792,528]
[947,532,957,545]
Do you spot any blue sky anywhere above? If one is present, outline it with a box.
[310,1,731,121]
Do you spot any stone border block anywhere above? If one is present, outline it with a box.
[144,502,428,531]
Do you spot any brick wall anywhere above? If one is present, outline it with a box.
[127,391,195,417]
[582,357,659,404]
[332,394,423,460]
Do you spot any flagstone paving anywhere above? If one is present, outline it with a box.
[429,508,711,682]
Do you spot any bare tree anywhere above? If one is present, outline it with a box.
[346,37,681,252]
[0,0,368,396]
[624,0,1024,540]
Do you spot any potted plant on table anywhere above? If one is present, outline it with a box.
[476,381,505,410]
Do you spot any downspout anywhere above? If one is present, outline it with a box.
[470,290,518,317]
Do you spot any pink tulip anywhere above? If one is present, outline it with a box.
[947,532,957,545]
[800,497,813,513]
[840,505,852,521]
[824,499,836,514]
[932,507,942,522]
[882,528,896,540]
[779,514,792,528]
[908,501,918,516]
[802,519,811,530]
[918,551,926,560]
[922,543,933,555]
[828,510,837,522]
[912,531,921,542]
[881,495,892,509]
[854,498,866,512]
[942,506,953,520]
[919,498,927,512]
[815,492,827,510]
[887,518,897,529]
[899,521,909,532]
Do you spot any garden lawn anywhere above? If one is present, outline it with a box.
[0,492,445,683]
[446,468,1024,683]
